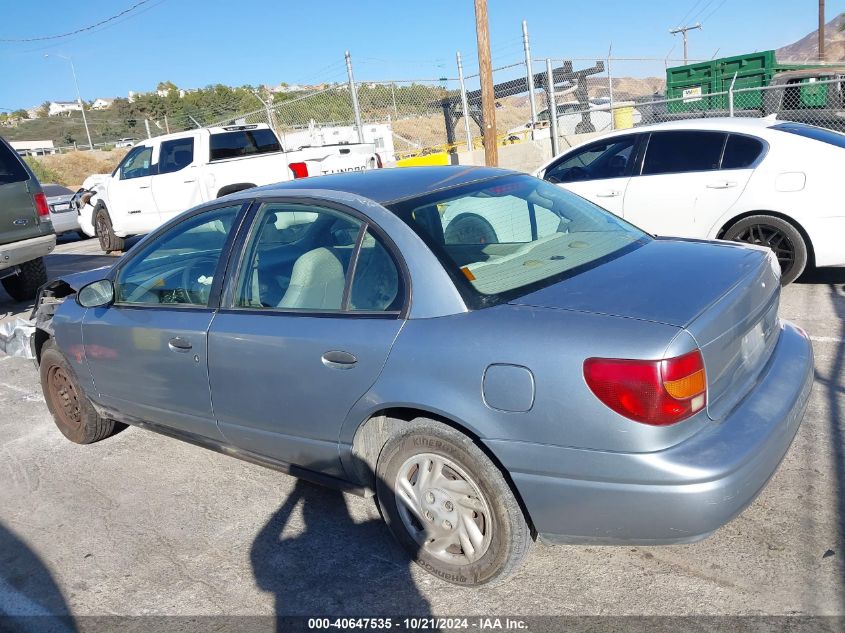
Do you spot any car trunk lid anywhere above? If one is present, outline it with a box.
[509,237,781,420]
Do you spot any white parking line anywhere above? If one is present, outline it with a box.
[810,335,844,343]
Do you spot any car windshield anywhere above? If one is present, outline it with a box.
[388,174,649,308]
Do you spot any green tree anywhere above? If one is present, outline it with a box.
[37,101,50,118]
[11,109,29,120]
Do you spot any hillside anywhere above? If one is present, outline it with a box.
[777,13,845,62]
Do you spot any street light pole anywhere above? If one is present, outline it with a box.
[45,54,93,150]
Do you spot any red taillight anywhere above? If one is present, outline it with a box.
[583,350,707,426]
[288,162,309,179]
[375,153,383,168]
[34,192,50,218]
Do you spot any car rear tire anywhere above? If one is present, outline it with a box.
[1,257,47,302]
[723,215,807,285]
[39,340,119,444]
[95,206,125,253]
[375,419,532,586]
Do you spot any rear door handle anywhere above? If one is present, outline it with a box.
[321,350,357,369]
[183,180,196,184]
[706,181,737,189]
[596,190,621,198]
[168,337,193,352]
[138,185,151,189]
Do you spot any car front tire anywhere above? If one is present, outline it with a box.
[39,340,120,444]
[723,214,808,285]
[1,257,47,302]
[375,419,532,586]
[94,205,125,253]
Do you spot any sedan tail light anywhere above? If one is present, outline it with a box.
[288,162,309,179]
[583,350,706,426]
[33,192,50,218]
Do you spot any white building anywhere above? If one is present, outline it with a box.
[10,140,56,156]
[48,101,82,117]
[91,98,114,110]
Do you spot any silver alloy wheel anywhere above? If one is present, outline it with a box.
[394,452,493,565]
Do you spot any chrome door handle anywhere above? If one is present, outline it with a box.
[596,190,621,198]
[321,350,357,369]
[706,181,737,189]
[168,337,192,352]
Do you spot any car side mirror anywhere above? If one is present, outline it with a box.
[77,280,115,308]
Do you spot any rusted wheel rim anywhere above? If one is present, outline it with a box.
[47,365,82,432]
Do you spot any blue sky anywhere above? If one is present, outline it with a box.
[1,0,842,110]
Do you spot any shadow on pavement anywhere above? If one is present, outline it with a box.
[0,522,76,632]
[797,267,845,285]
[251,459,431,627]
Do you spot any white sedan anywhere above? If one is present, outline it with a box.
[534,118,845,284]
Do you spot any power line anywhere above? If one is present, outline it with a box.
[0,0,162,42]
[700,0,729,25]
[689,0,717,24]
[675,0,706,29]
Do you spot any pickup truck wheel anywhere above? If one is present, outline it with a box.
[39,340,119,444]
[723,215,807,285]
[375,419,532,586]
[1,258,47,302]
[95,206,125,253]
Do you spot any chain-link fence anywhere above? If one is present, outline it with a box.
[19,52,845,161]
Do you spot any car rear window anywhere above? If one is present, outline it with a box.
[388,174,649,309]
[0,141,29,186]
[772,122,845,149]
[209,128,281,161]
[721,134,766,169]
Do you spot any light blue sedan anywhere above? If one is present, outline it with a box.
[33,167,813,586]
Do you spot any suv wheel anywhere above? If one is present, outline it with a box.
[39,340,120,444]
[95,205,125,253]
[1,257,47,301]
[376,419,532,586]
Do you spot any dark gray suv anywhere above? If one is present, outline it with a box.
[0,137,55,301]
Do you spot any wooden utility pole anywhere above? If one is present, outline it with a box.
[819,0,826,61]
[474,0,498,166]
[669,23,701,65]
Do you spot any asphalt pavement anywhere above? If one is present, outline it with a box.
[0,235,843,624]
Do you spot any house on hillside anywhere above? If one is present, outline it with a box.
[10,140,56,156]
[48,101,82,116]
[91,98,114,110]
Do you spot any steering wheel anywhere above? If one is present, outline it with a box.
[178,256,220,305]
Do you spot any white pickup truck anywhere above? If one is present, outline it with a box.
[79,124,381,252]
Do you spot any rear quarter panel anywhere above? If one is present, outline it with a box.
[340,304,709,455]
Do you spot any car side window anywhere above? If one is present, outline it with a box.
[721,134,764,169]
[235,203,361,311]
[349,229,401,312]
[119,146,153,180]
[544,136,636,184]
[641,131,726,176]
[114,204,241,306]
[159,138,195,174]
